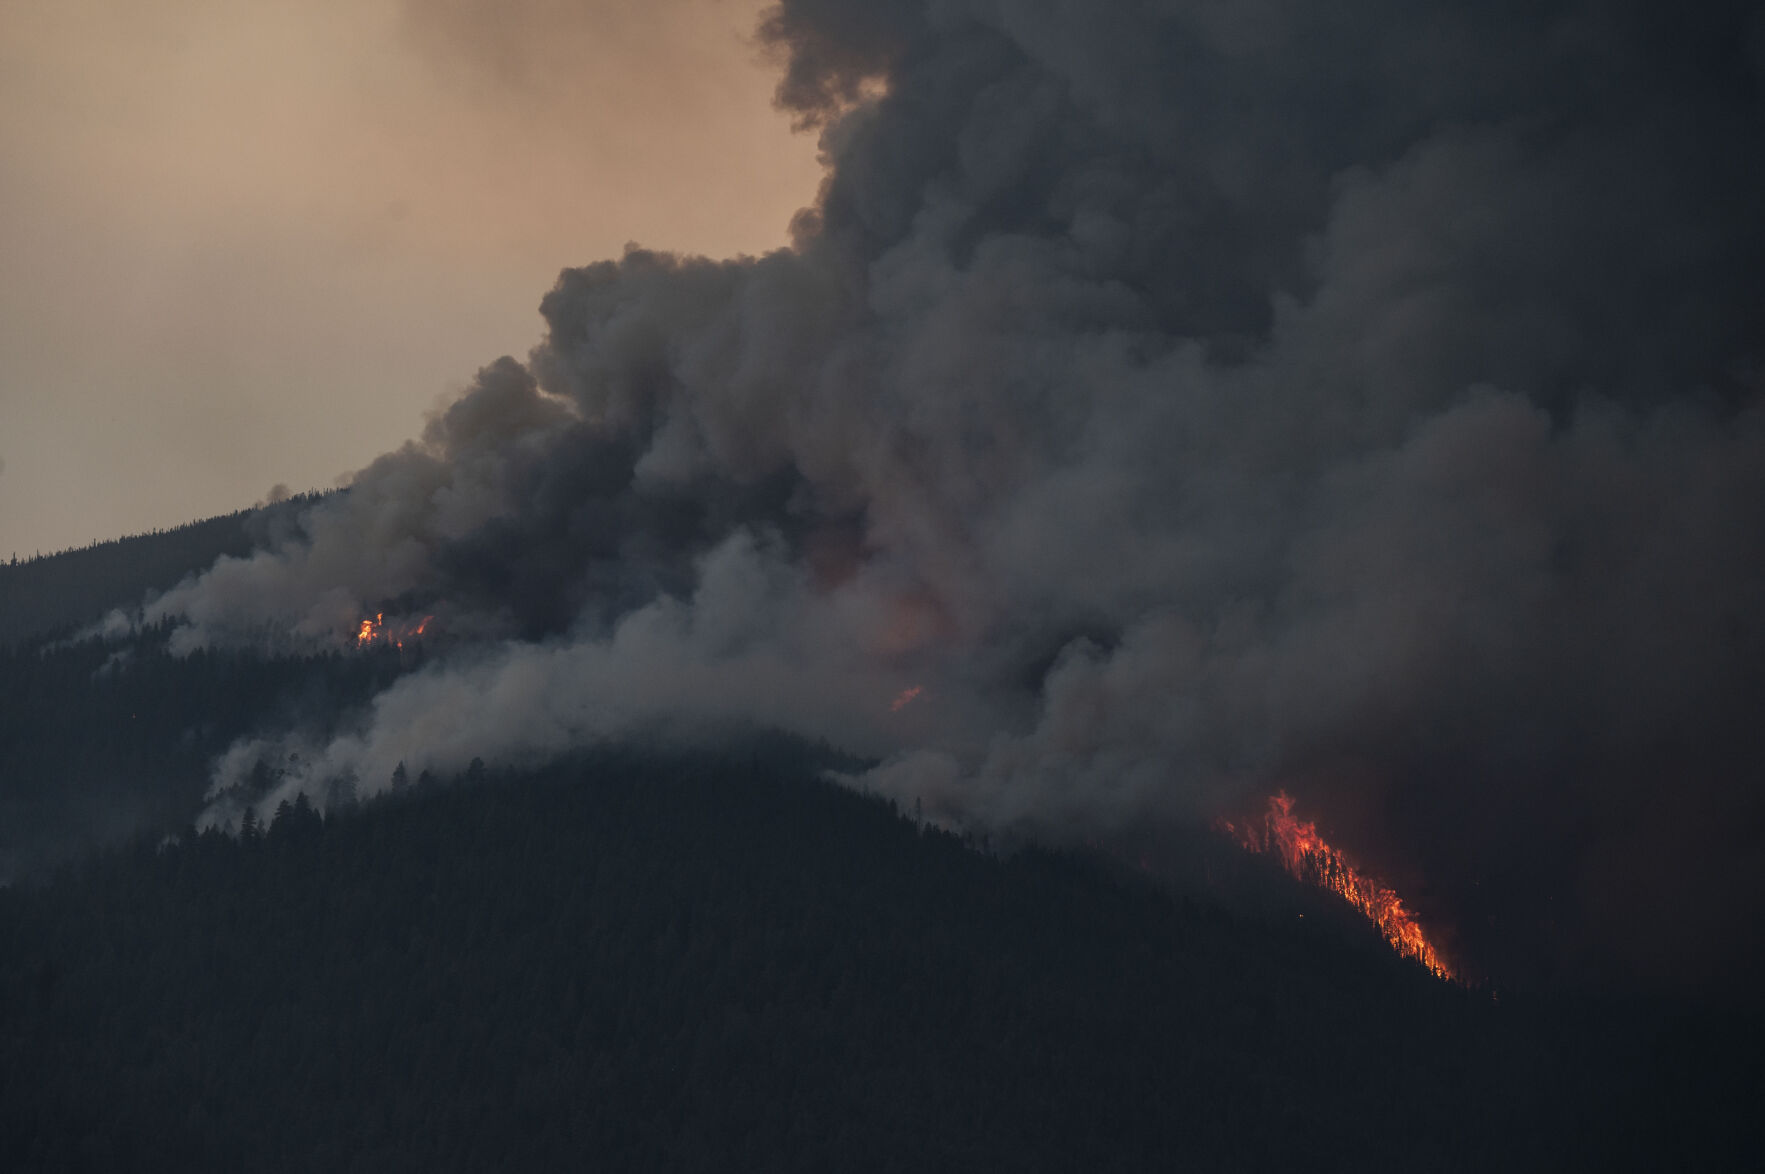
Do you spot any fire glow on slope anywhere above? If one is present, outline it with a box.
[890,685,924,712]
[355,613,383,647]
[1223,793,1454,980]
[355,613,433,650]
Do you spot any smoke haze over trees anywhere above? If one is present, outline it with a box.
[0,496,322,648]
[61,0,1765,994]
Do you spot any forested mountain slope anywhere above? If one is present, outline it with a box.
[0,494,322,647]
[0,627,414,880]
[2,752,1755,1172]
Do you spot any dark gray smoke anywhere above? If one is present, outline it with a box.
[150,0,1765,992]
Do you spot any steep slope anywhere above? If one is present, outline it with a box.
[3,751,1754,1172]
[0,628,413,880]
[0,494,321,647]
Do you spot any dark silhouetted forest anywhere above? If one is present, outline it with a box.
[0,494,324,647]
[0,624,416,880]
[2,748,1757,1172]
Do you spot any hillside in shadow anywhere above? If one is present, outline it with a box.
[3,748,1756,1172]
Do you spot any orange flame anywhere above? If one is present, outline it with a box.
[889,685,924,712]
[354,613,435,650]
[356,613,384,647]
[1225,792,1454,980]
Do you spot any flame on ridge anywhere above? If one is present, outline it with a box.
[1223,792,1454,980]
[355,613,434,650]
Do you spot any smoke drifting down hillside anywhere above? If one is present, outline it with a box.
[148,0,1765,991]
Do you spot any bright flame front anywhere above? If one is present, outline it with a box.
[1225,792,1454,980]
[356,613,383,646]
[355,613,434,650]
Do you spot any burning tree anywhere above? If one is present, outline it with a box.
[1224,792,1453,980]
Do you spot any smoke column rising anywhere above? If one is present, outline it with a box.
[149,0,1765,992]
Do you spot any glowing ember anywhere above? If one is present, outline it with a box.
[889,685,924,712]
[1224,792,1454,980]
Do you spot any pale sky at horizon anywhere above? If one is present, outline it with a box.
[0,0,824,559]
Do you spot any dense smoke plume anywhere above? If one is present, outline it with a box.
[148,0,1765,992]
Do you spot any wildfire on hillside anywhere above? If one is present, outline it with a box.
[355,613,434,650]
[1222,792,1454,980]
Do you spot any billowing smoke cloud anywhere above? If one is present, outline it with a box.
[150,0,1765,992]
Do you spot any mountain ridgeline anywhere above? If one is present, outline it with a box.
[3,747,1756,1172]
[0,494,324,649]
[1,508,1760,1170]
[0,495,360,877]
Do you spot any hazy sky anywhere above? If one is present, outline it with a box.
[0,0,822,558]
